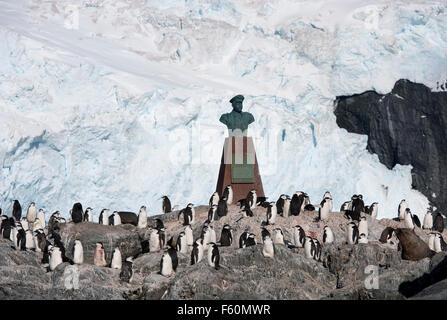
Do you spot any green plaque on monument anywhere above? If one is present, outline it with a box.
[231,153,255,183]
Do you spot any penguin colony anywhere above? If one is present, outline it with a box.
[0,189,446,284]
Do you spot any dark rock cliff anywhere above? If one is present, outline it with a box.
[334,79,447,214]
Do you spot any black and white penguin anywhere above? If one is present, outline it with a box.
[304,236,315,259]
[111,248,122,269]
[179,206,193,226]
[217,198,228,218]
[209,192,220,207]
[404,208,414,229]
[34,229,47,253]
[71,203,83,223]
[273,228,284,244]
[239,230,249,248]
[12,200,22,221]
[276,194,286,216]
[318,197,331,221]
[398,199,408,221]
[433,233,447,252]
[367,202,378,219]
[191,239,204,265]
[73,239,84,264]
[358,216,368,238]
[313,238,322,261]
[26,202,37,223]
[262,236,275,258]
[246,190,257,209]
[176,231,188,254]
[49,246,63,271]
[149,228,161,252]
[266,201,277,225]
[99,209,109,225]
[10,222,18,249]
[183,225,193,248]
[261,227,271,243]
[246,233,257,247]
[162,196,172,214]
[346,222,359,244]
[2,217,14,240]
[412,214,421,228]
[137,205,147,228]
[323,226,335,244]
[208,243,220,269]
[351,195,364,215]
[120,257,133,283]
[109,211,122,226]
[423,211,433,230]
[83,207,93,222]
[16,224,26,251]
[208,204,218,221]
[290,192,304,216]
[220,224,233,246]
[433,213,444,232]
[223,185,233,205]
[343,209,360,221]
[293,225,306,247]
[187,203,196,224]
[323,191,333,211]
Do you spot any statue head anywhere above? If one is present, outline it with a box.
[230,95,244,113]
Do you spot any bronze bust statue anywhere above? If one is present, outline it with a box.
[219,95,254,135]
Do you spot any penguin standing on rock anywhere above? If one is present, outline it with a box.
[359,216,368,238]
[290,192,304,216]
[209,192,220,207]
[137,206,148,228]
[261,227,271,243]
[191,239,204,265]
[16,224,26,251]
[239,230,249,248]
[208,205,218,221]
[34,229,47,252]
[246,190,257,210]
[71,203,84,223]
[273,228,285,245]
[83,207,93,222]
[313,238,322,261]
[208,243,220,269]
[323,226,334,244]
[12,200,22,221]
[318,197,331,221]
[293,225,306,247]
[346,222,359,244]
[434,234,447,252]
[266,202,277,225]
[262,236,275,258]
[223,185,233,205]
[220,225,233,247]
[162,196,172,214]
[176,232,188,254]
[398,200,408,221]
[149,228,161,252]
[246,233,257,247]
[304,236,315,259]
[49,246,63,271]
[111,248,122,270]
[120,257,133,283]
[72,240,84,265]
[241,204,254,217]
[25,229,35,250]
[423,211,433,230]
[216,198,228,218]
[99,209,109,225]
[367,202,378,219]
[276,195,286,216]
[26,203,37,223]
[109,211,122,226]
[185,225,194,247]
[160,248,178,277]
[404,208,415,229]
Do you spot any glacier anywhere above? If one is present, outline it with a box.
[1,0,447,220]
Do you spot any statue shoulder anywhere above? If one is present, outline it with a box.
[219,113,229,124]
[243,112,255,123]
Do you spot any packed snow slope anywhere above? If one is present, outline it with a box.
[1,0,446,219]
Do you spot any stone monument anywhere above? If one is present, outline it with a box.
[216,95,265,202]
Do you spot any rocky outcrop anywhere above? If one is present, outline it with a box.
[1,201,446,299]
[335,79,447,214]
[58,222,142,264]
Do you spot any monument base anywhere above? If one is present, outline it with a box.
[215,136,265,203]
